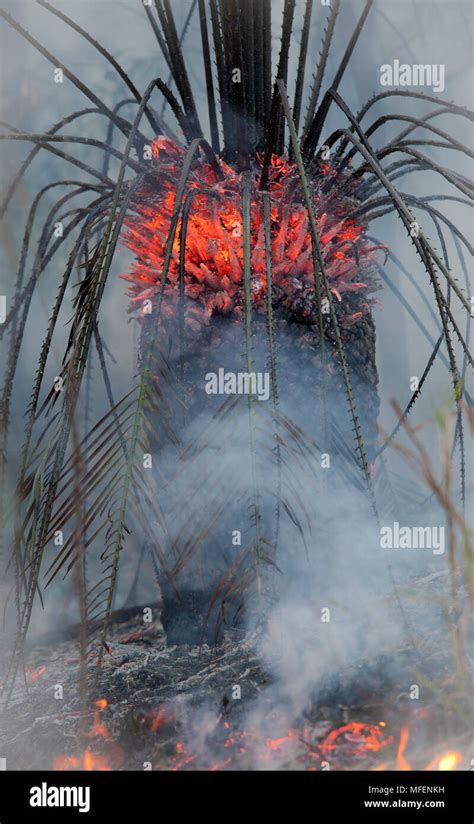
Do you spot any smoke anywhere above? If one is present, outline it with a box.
[0,0,471,770]
[128,312,451,737]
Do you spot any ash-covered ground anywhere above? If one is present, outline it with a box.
[1,568,471,772]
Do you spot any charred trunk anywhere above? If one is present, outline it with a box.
[140,286,379,646]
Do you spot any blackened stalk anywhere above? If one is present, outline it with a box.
[218,0,236,158]
[303,0,374,156]
[242,171,263,593]
[277,79,373,496]
[155,0,202,137]
[262,0,272,126]
[291,0,313,140]
[301,0,340,146]
[236,0,249,166]
[198,0,220,153]
[144,4,173,70]
[254,0,265,151]
[260,0,296,189]
[276,0,296,155]
[245,0,256,141]
[209,0,229,150]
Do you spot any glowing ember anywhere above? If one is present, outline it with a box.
[148,704,175,732]
[123,138,380,332]
[266,729,298,752]
[52,697,122,771]
[162,716,465,772]
[84,697,112,742]
[320,722,393,757]
[51,706,464,771]
[171,742,196,770]
[53,750,111,771]
[26,665,46,682]
[166,718,397,770]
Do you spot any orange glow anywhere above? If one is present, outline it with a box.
[266,729,297,751]
[437,752,463,771]
[321,722,393,756]
[396,726,411,771]
[53,750,111,771]
[171,742,196,770]
[54,701,464,772]
[425,751,463,771]
[387,727,464,772]
[52,755,80,770]
[83,749,111,771]
[85,699,112,742]
[52,697,120,771]
[150,706,173,732]
[26,665,46,682]
[123,138,380,331]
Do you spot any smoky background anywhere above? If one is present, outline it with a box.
[0,0,472,734]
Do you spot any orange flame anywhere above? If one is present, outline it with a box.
[433,752,463,771]
[83,749,111,771]
[396,725,411,770]
[85,698,112,741]
[53,750,111,771]
[378,726,464,771]
[52,697,120,771]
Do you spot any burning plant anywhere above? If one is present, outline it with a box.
[122,138,379,329]
[0,0,472,774]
